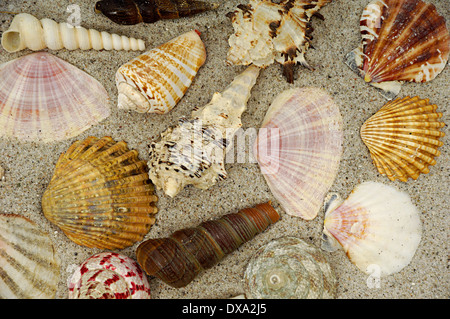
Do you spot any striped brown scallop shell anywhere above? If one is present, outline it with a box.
[42,136,158,249]
[360,96,445,182]
[346,0,450,99]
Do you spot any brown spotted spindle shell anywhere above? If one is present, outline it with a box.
[136,202,280,288]
[95,0,219,25]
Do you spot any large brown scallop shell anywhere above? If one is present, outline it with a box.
[360,96,445,182]
[42,136,158,249]
[345,0,450,99]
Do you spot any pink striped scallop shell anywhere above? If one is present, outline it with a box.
[253,87,343,220]
[0,52,110,142]
[68,252,151,299]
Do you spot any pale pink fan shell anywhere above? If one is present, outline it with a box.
[254,87,343,220]
[0,52,110,142]
[68,252,151,299]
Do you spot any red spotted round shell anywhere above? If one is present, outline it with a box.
[68,252,151,299]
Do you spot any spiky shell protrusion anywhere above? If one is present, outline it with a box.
[226,0,332,83]
[42,136,158,250]
[116,30,206,114]
[147,65,261,197]
[253,87,343,220]
[68,252,151,299]
[0,52,111,143]
[345,0,450,99]
[360,96,445,182]
[244,236,336,299]
[321,182,422,277]
[0,214,61,299]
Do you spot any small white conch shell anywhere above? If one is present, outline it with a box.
[148,65,261,197]
[321,182,422,277]
[68,252,151,299]
[253,87,343,220]
[116,30,206,114]
[1,13,145,53]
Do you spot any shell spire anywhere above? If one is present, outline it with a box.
[147,65,261,197]
[1,13,145,53]
[136,202,280,288]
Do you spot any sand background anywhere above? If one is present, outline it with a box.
[0,0,448,299]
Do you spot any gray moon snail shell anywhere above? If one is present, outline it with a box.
[244,236,336,299]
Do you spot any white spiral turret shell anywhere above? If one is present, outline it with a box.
[1,13,145,53]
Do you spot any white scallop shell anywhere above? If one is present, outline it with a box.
[1,13,145,52]
[253,87,343,220]
[0,214,61,299]
[0,52,110,142]
[321,182,422,276]
[116,30,206,114]
[68,252,151,299]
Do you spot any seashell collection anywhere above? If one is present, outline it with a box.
[0,0,447,300]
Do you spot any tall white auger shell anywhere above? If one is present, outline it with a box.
[321,182,422,277]
[1,13,145,53]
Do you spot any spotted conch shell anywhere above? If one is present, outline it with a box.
[321,182,422,277]
[0,214,61,299]
[244,236,336,299]
[1,13,145,53]
[116,30,206,114]
[360,96,446,182]
[254,87,343,220]
[0,52,110,142]
[345,0,450,99]
[148,65,260,197]
[226,0,332,83]
[68,252,151,299]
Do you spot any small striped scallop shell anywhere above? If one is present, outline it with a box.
[360,96,445,182]
[345,0,450,99]
[0,52,110,142]
[68,252,151,299]
[244,236,336,299]
[253,87,343,220]
[0,214,61,299]
[42,136,158,250]
[321,182,422,276]
[116,30,206,114]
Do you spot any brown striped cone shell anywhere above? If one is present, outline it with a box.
[244,236,336,299]
[136,202,280,288]
[0,52,111,143]
[226,0,332,83]
[41,136,158,250]
[360,96,445,182]
[116,30,206,114]
[147,65,260,197]
[321,182,422,277]
[68,252,151,299]
[253,87,343,220]
[95,0,219,25]
[0,214,61,299]
[1,13,145,53]
[345,0,450,99]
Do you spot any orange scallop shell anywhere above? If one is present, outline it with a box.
[42,136,158,249]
